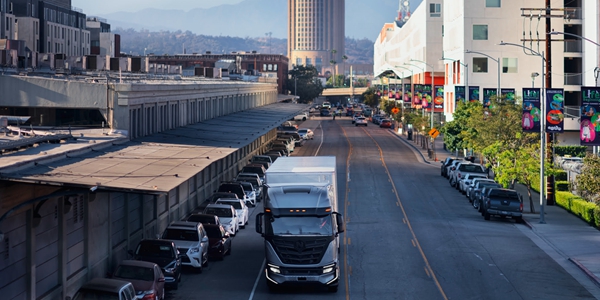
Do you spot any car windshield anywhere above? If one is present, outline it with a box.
[218,201,242,209]
[266,216,333,236]
[114,265,154,281]
[204,207,233,217]
[137,243,174,258]
[204,226,222,238]
[73,289,119,300]
[187,215,216,224]
[162,229,199,241]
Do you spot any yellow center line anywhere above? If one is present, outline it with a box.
[360,127,449,300]
[337,122,353,300]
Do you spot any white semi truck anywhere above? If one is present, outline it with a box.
[255,156,345,292]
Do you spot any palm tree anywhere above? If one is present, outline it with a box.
[342,55,348,86]
[330,49,337,87]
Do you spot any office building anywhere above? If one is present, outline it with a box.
[287,0,344,74]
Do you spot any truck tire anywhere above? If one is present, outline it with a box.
[484,212,490,220]
[514,216,523,223]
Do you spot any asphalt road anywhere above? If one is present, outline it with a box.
[165,115,599,300]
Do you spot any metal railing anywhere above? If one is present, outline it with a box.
[564,40,582,53]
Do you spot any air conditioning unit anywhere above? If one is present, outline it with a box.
[42,54,49,61]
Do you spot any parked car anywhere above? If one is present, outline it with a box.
[240,164,267,183]
[355,116,368,126]
[112,260,165,300]
[216,198,249,229]
[128,239,182,290]
[379,119,392,128]
[273,138,295,153]
[320,109,331,116]
[440,157,459,178]
[466,178,496,200]
[269,144,290,156]
[69,278,136,300]
[472,182,503,206]
[293,112,309,121]
[237,181,257,206]
[298,128,314,140]
[449,162,487,188]
[235,173,263,200]
[160,221,209,273]
[480,188,523,222]
[187,213,222,226]
[263,151,282,162]
[446,159,464,181]
[252,155,273,165]
[279,132,304,147]
[204,224,232,260]
[458,173,488,194]
[203,204,239,236]
[217,182,249,205]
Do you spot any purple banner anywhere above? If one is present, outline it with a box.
[413,84,423,107]
[433,85,444,111]
[421,85,432,109]
[522,88,541,132]
[545,88,564,133]
[581,87,600,145]
[501,88,516,102]
[468,86,480,102]
[404,83,412,103]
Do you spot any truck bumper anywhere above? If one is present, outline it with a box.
[265,264,339,288]
[487,209,522,218]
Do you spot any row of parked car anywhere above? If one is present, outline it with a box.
[441,157,524,223]
[69,122,320,299]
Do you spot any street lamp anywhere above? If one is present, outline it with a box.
[410,59,436,160]
[465,50,500,98]
[441,57,469,90]
[396,65,414,131]
[499,41,546,224]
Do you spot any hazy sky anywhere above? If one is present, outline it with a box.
[72,0,244,14]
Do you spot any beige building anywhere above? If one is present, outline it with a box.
[287,0,344,75]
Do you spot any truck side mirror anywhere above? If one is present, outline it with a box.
[255,213,264,236]
[334,212,345,233]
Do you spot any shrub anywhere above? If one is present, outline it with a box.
[555,180,569,191]
[555,146,587,157]
[555,191,597,225]
[554,170,567,181]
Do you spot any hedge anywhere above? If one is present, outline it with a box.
[555,181,569,191]
[555,146,588,158]
[555,170,567,181]
[555,191,597,226]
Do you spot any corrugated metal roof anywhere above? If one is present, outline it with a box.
[0,103,308,194]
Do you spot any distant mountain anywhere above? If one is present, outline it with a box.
[101,0,423,40]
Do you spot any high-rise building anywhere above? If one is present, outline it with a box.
[287,0,344,75]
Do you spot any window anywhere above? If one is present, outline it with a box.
[502,58,518,73]
[473,25,488,40]
[306,58,312,66]
[263,63,267,71]
[473,57,488,73]
[486,0,501,7]
[429,3,441,17]
[296,57,302,66]
[273,64,278,71]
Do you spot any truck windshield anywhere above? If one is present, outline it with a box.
[267,215,333,236]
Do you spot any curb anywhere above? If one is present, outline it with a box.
[569,258,600,288]
[521,218,534,230]
[387,130,431,165]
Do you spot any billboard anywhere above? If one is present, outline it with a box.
[468,86,480,102]
[581,87,600,145]
[413,84,423,107]
[522,88,541,132]
[545,88,564,133]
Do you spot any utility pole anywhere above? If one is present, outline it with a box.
[520,5,574,206]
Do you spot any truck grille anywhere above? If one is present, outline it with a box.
[271,237,332,265]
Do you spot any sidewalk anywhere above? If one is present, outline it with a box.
[390,129,600,291]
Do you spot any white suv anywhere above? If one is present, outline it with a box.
[216,199,249,229]
[161,221,209,273]
[203,204,239,236]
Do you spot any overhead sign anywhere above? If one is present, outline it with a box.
[391,107,400,114]
[429,128,440,139]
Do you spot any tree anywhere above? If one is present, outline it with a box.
[330,49,337,87]
[361,87,379,107]
[440,101,480,153]
[575,154,600,202]
[286,65,323,103]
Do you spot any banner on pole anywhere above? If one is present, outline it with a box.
[522,88,541,132]
[483,88,496,108]
[432,85,444,111]
[403,84,412,103]
[581,87,600,145]
[501,88,516,102]
[413,84,423,107]
[468,86,480,102]
[421,85,432,109]
[545,88,564,133]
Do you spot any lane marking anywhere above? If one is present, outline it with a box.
[424,267,431,278]
[338,121,353,300]
[411,239,416,247]
[360,127,449,300]
[315,122,324,156]
[402,218,406,224]
[348,238,351,245]
[248,259,266,300]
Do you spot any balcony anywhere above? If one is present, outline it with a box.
[563,106,580,131]
[564,40,582,53]
[564,73,582,86]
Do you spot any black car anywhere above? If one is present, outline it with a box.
[187,213,222,226]
[129,239,182,290]
[204,224,232,260]
[217,182,246,201]
[320,109,331,116]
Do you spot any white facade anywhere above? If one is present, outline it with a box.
[99,31,115,56]
[1,8,16,40]
[44,21,90,56]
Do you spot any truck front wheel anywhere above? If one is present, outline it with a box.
[328,285,339,293]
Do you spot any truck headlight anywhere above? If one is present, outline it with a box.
[268,264,281,274]
[322,264,335,274]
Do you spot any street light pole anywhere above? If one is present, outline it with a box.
[465,50,500,99]
[410,59,436,160]
[499,41,546,224]
[396,65,414,132]
[404,62,425,117]
[441,57,469,91]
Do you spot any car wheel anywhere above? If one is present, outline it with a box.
[160,287,165,300]
[302,117,306,121]
[241,223,245,229]
[484,212,491,220]
[328,285,339,293]
[196,263,203,273]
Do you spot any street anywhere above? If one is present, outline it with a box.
[165,116,598,300]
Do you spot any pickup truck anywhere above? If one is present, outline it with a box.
[450,162,487,188]
[480,188,523,223]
